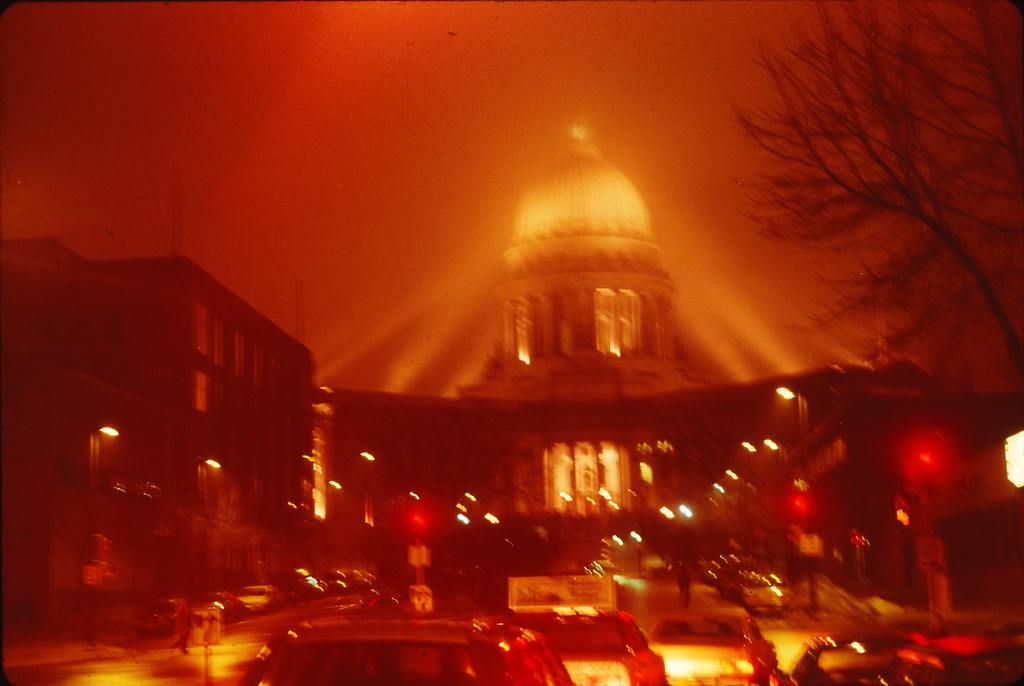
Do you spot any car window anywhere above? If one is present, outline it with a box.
[256,641,482,685]
[654,617,743,639]
[515,616,626,653]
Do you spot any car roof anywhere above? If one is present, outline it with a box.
[906,634,1024,658]
[651,614,749,630]
[278,615,536,645]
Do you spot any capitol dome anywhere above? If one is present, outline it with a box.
[512,127,654,246]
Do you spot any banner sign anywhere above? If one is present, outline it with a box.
[508,575,615,612]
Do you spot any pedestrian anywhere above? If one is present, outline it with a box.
[675,559,691,608]
[171,597,191,655]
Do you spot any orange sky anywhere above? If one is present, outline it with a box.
[2,2,999,395]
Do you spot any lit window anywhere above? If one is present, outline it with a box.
[515,299,532,364]
[1007,430,1024,488]
[193,369,209,412]
[594,288,641,356]
[192,303,210,355]
[595,288,616,355]
[639,461,654,484]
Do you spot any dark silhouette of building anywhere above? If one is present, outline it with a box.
[2,238,315,626]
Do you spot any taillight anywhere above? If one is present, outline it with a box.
[719,658,756,676]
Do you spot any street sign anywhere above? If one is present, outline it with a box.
[408,544,431,567]
[798,533,824,557]
[82,564,101,586]
[191,604,223,646]
[508,575,616,612]
[409,584,434,614]
[916,535,947,570]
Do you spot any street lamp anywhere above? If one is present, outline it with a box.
[86,425,119,646]
[776,386,808,441]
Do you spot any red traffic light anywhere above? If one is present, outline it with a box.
[410,511,427,531]
[790,493,811,517]
[900,428,952,485]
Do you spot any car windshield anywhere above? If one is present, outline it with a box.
[515,616,625,653]
[817,645,901,674]
[256,641,483,685]
[654,617,743,640]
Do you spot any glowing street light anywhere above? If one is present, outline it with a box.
[205,459,222,469]
[456,513,470,525]
[409,491,420,500]
[741,441,757,452]
[763,439,779,451]
[659,506,676,519]
[558,491,573,502]
[484,513,500,524]
[360,452,375,461]
[98,426,119,437]
[464,492,477,502]
[629,531,643,542]
[328,480,342,489]
[776,387,796,400]
[713,483,726,494]
[611,535,624,546]
[678,504,694,518]
[725,469,739,480]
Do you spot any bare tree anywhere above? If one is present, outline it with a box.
[735,1,1023,388]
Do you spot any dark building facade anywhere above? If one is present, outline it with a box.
[2,238,316,625]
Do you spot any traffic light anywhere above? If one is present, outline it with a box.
[789,493,811,519]
[410,510,428,533]
[900,428,951,486]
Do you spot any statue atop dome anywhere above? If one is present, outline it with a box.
[569,122,598,155]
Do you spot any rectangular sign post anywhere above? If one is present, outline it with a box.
[508,575,616,612]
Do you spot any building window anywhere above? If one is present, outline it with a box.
[212,319,224,366]
[252,345,264,388]
[515,299,532,364]
[193,369,209,412]
[595,288,640,356]
[192,303,210,356]
[234,332,245,377]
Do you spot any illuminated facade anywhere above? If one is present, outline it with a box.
[462,127,698,515]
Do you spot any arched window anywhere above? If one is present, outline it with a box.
[515,298,533,364]
[594,288,641,356]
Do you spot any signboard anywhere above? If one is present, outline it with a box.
[508,575,616,612]
[409,584,434,614]
[191,604,223,646]
[82,564,101,586]
[407,544,431,567]
[916,535,947,570]
[798,533,825,557]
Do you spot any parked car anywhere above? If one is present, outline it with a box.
[886,633,1024,685]
[648,610,778,686]
[237,615,575,686]
[132,597,181,637]
[733,568,790,615]
[191,590,249,623]
[235,584,284,613]
[324,568,377,597]
[785,630,914,685]
[510,608,668,686]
